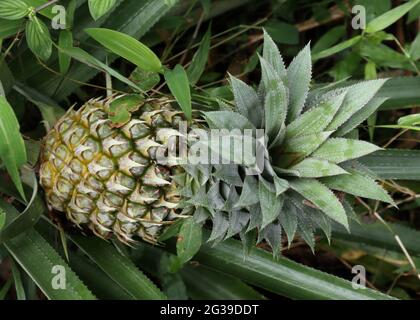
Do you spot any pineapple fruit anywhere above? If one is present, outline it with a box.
[39,31,393,253]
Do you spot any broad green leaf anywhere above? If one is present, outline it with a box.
[365,0,420,33]
[286,91,346,139]
[229,74,262,127]
[187,25,211,85]
[70,235,165,300]
[321,170,394,204]
[23,0,56,19]
[25,15,52,61]
[129,68,160,91]
[0,96,27,200]
[262,28,287,81]
[286,43,311,122]
[88,0,117,21]
[85,28,162,73]
[0,0,30,20]
[312,36,362,61]
[5,229,96,300]
[0,19,21,38]
[164,64,192,120]
[177,217,202,264]
[259,178,283,229]
[290,158,348,178]
[312,138,381,163]
[327,79,388,131]
[58,46,143,93]
[204,111,255,130]
[335,97,388,137]
[289,178,348,229]
[58,30,73,74]
[108,94,144,127]
[259,56,288,138]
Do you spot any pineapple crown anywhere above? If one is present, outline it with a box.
[175,30,394,255]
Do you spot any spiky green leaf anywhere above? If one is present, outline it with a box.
[321,171,394,204]
[290,158,348,178]
[204,111,255,130]
[326,79,388,131]
[259,179,283,229]
[235,176,259,208]
[289,179,348,229]
[273,176,289,196]
[229,74,262,127]
[312,138,381,163]
[278,199,297,247]
[286,91,345,139]
[334,97,388,137]
[286,43,311,122]
[259,56,288,138]
[262,29,287,81]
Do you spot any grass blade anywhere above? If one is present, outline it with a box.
[0,95,27,200]
[164,64,192,120]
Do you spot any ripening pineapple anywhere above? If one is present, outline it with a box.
[39,31,394,253]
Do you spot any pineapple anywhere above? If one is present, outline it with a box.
[39,31,393,253]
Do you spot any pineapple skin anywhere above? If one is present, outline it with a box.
[39,97,186,244]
